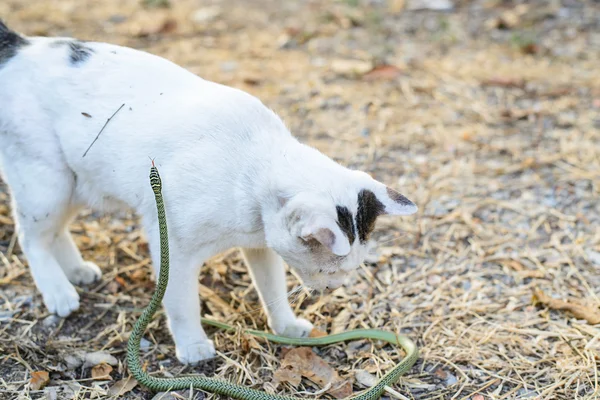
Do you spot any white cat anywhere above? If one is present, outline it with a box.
[0,20,417,364]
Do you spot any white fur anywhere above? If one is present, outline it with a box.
[0,32,416,364]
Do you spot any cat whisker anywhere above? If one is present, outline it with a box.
[372,234,406,247]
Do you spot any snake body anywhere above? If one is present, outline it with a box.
[126,164,419,399]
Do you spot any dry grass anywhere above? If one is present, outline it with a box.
[1,0,600,399]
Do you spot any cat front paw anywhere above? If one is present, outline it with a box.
[43,284,80,317]
[65,261,102,285]
[271,318,314,338]
[176,340,216,365]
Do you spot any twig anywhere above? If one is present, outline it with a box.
[82,103,125,157]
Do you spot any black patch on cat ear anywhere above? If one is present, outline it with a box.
[356,189,385,243]
[0,20,29,67]
[336,205,355,245]
[386,187,414,207]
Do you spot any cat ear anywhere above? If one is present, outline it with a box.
[366,183,417,217]
[300,221,351,256]
[378,186,418,216]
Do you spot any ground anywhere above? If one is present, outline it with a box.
[1,0,599,399]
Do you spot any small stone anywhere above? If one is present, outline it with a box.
[83,351,118,368]
[108,15,127,24]
[220,61,238,73]
[191,7,221,24]
[407,0,454,11]
[140,338,152,351]
[445,372,458,386]
[63,352,85,370]
[331,59,372,78]
[45,386,59,400]
[43,315,61,327]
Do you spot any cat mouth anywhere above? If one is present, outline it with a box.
[299,271,345,291]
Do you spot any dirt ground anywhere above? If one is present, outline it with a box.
[1,0,599,399]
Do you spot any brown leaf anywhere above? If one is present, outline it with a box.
[273,347,352,398]
[91,363,113,380]
[327,380,353,399]
[157,18,178,34]
[115,275,127,287]
[533,289,600,325]
[481,77,526,89]
[273,364,302,387]
[363,65,402,81]
[129,269,147,282]
[108,378,138,396]
[81,112,92,118]
[434,367,448,379]
[520,43,539,55]
[309,327,327,338]
[243,76,261,86]
[30,371,50,390]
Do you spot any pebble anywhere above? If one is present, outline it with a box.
[43,315,61,327]
[63,353,85,370]
[140,338,152,350]
[407,0,454,11]
[192,7,222,24]
[220,61,238,73]
[83,351,118,368]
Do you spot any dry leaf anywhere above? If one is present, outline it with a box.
[91,363,113,380]
[108,378,138,396]
[273,347,352,398]
[331,59,373,78]
[243,76,262,86]
[363,65,402,81]
[533,289,600,325]
[328,380,353,398]
[273,364,302,387]
[332,308,351,334]
[481,77,526,89]
[157,18,177,34]
[30,371,50,390]
[309,327,327,338]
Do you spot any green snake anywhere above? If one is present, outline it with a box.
[126,163,419,399]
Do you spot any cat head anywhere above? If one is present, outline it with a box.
[264,170,417,290]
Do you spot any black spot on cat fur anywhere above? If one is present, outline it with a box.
[0,20,28,67]
[50,39,94,65]
[356,189,385,243]
[67,41,94,65]
[336,205,355,245]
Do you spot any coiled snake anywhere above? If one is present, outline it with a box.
[126,163,419,399]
